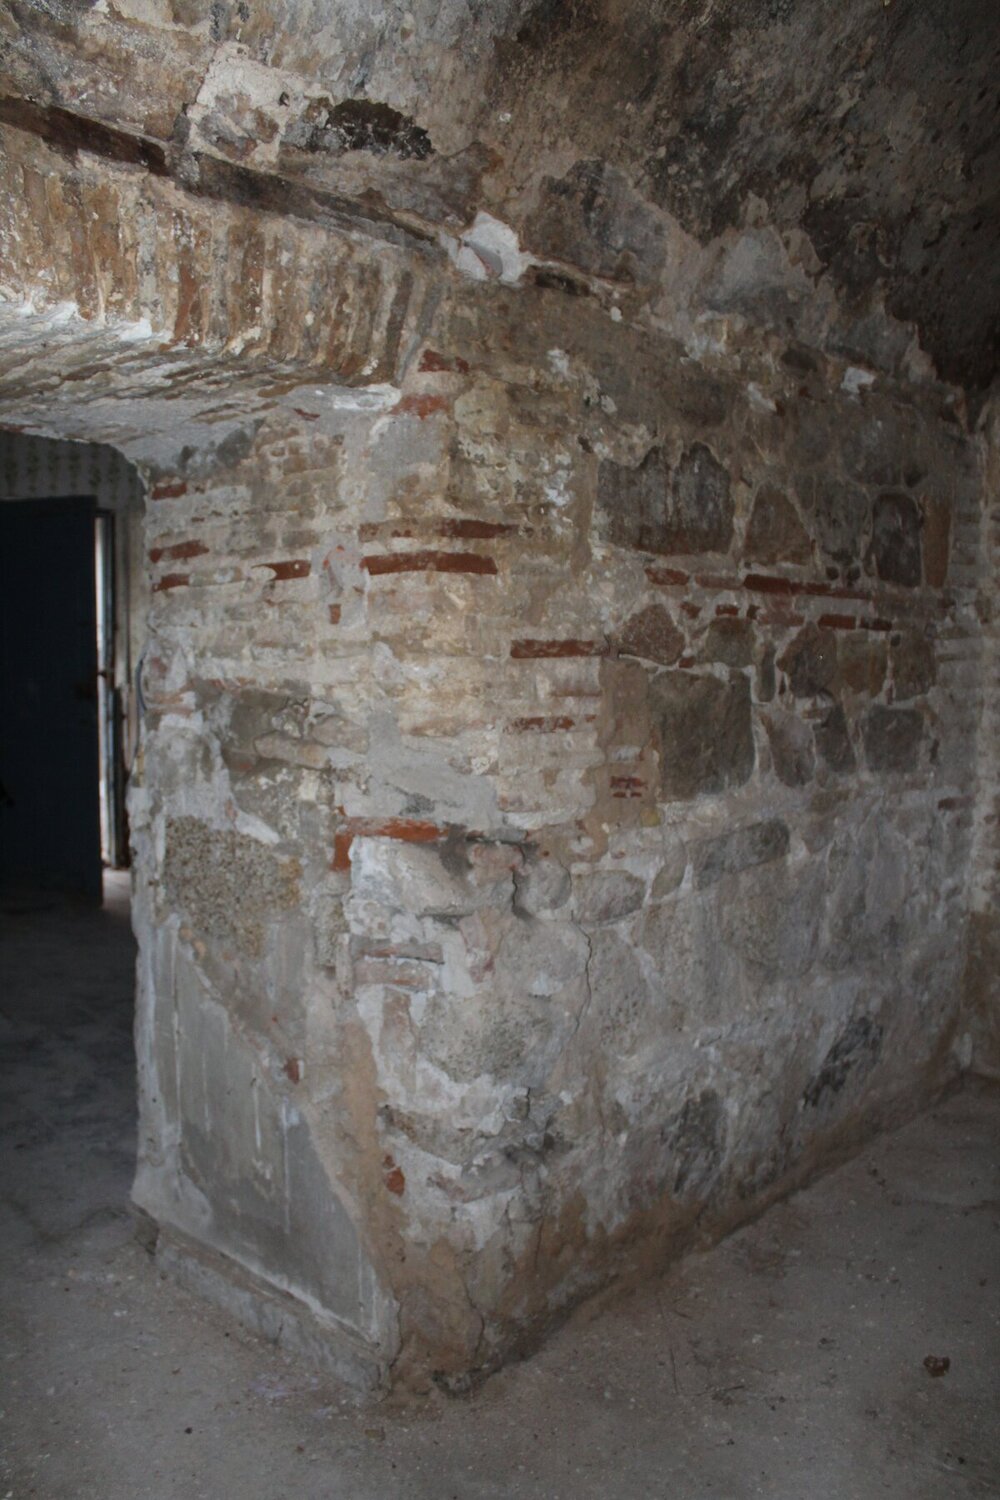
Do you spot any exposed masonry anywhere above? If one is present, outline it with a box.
[0,82,994,1396]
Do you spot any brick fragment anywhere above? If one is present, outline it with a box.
[153,572,190,592]
[818,613,857,630]
[256,559,311,580]
[510,639,604,658]
[149,540,209,563]
[332,816,449,871]
[392,393,450,419]
[507,715,577,732]
[418,349,470,374]
[364,551,497,576]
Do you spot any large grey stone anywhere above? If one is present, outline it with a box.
[863,706,923,773]
[869,492,922,587]
[763,710,815,786]
[573,870,646,925]
[692,819,789,889]
[650,671,754,800]
[597,442,733,556]
[744,484,812,565]
[778,625,837,698]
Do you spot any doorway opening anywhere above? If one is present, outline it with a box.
[0,433,143,903]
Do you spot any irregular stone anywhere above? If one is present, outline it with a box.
[863,706,924,772]
[922,497,951,588]
[650,671,754,800]
[778,624,837,697]
[523,158,665,283]
[869,492,922,587]
[802,475,869,570]
[890,633,936,699]
[699,616,754,669]
[514,851,572,915]
[763,710,815,786]
[743,484,812,566]
[596,442,733,556]
[841,419,899,486]
[573,870,646,925]
[587,929,654,1048]
[838,636,887,696]
[814,703,857,773]
[497,917,590,998]
[651,843,687,899]
[618,603,685,665]
[421,990,566,1087]
[351,839,512,918]
[692,818,789,889]
[667,443,734,556]
[163,817,301,958]
[802,1015,883,1109]
[718,856,822,976]
[756,642,776,703]
[660,1089,725,1198]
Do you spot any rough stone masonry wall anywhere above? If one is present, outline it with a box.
[964,394,1000,1075]
[127,284,985,1390]
[0,118,989,1392]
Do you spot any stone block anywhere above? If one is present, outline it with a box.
[650,670,754,799]
[660,1089,725,1198]
[778,624,838,698]
[838,636,887,696]
[573,870,646,924]
[863,705,923,772]
[514,850,572,915]
[717,857,821,977]
[497,916,590,998]
[763,709,815,786]
[350,838,513,918]
[869,492,922,587]
[692,818,789,889]
[890,633,936,699]
[699,616,754,668]
[743,484,812,565]
[922,497,951,588]
[618,603,684,665]
[802,475,869,571]
[650,843,687,898]
[586,929,655,1048]
[814,703,857,773]
[597,442,733,556]
[802,1015,883,1110]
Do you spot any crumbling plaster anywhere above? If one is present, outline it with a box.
[0,5,996,1391]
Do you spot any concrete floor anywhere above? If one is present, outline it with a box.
[1,880,998,1500]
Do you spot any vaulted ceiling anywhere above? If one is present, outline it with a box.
[2,0,998,392]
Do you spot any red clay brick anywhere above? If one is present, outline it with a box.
[506,715,577,732]
[510,639,604,658]
[418,349,470,374]
[364,551,497,576]
[818,613,857,630]
[256,559,311,580]
[645,565,690,586]
[149,540,209,563]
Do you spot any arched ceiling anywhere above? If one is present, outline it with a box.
[2,0,998,392]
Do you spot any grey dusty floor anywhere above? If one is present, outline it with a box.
[1,880,998,1500]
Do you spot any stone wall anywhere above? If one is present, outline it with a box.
[0,106,991,1391]
[127,288,984,1388]
[964,394,1000,1076]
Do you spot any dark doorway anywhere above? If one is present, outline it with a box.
[0,497,102,901]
